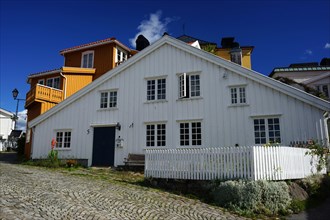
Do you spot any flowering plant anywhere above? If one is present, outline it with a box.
[48,138,58,162]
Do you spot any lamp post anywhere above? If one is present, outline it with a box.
[12,88,25,130]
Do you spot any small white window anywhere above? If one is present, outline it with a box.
[56,130,71,149]
[100,91,117,109]
[178,73,200,99]
[147,78,166,101]
[230,86,246,104]
[146,123,166,147]
[81,51,94,68]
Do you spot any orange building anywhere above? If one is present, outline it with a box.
[25,37,134,159]
[177,35,254,69]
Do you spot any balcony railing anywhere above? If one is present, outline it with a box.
[25,84,64,107]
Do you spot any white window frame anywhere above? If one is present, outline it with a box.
[81,50,94,68]
[179,121,202,147]
[38,79,44,85]
[145,123,166,147]
[99,90,118,109]
[146,78,166,101]
[55,130,72,149]
[253,117,281,145]
[46,77,60,89]
[229,85,247,105]
[178,72,201,99]
[115,47,128,65]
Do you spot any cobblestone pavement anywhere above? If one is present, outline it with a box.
[0,162,245,220]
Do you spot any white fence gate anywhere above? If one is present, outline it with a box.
[145,146,326,181]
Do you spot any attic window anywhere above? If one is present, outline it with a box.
[81,51,94,68]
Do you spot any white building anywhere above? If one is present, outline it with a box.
[0,108,14,151]
[28,36,330,167]
[269,59,330,100]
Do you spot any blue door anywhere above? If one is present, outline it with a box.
[92,127,115,166]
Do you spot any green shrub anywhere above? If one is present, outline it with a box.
[213,180,291,215]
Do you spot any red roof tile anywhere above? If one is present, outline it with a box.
[60,37,117,54]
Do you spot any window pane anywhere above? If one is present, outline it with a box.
[109,91,117,108]
[88,53,93,68]
[100,92,108,108]
[254,119,266,145]
[179,74,187,98]
[231,88,237,104]
[239,87,246,103]
[56,132,63,148]
[64,132,71,148]
[147,80,155,100]
[146,125,155,147]
[157,79,166,100]
[180,123,189,146]
[190,75,200,97]
[83,54,88,68]
[191,122,201,146]
[157,124,166,146]
[54,78,60,89]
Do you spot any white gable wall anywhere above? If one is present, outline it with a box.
[31,43,328,166]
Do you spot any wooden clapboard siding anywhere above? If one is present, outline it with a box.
[64,74,93,97]
[29,38,328,167]
[64,43,115,80]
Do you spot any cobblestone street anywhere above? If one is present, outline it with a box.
[0,161,244,220]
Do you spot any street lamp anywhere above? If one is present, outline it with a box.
[12,88,25,130]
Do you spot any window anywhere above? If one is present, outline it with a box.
[179,122,202,146]
[116,47,128,65]
[230,86,246,104]
[56,130,71,148]
[146,124,166,147]
[100,91,117,109]
[316,84,329,98]
[46,77,60,89]
[81,51,94,68]
[178,73,200,99]
[254,118,281,144]
[147,78,166,101]
[38,79,44,85]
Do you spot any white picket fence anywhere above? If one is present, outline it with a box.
[144,146,326,181]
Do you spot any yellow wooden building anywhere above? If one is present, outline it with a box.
[25,37,134,158]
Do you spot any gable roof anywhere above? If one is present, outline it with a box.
[303,72,330,84]
[177,35,217,45]
[29,35,330,127]
[59,37,131,55]
[0,108,14,118]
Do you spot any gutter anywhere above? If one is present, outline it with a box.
[60,70,67,99]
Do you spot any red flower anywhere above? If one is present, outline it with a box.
[51,138,57,149]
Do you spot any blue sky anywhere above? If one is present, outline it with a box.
[1,0,329,129]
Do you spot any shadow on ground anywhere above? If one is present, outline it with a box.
[0,152,19,164]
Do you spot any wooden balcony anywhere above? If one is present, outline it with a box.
[25,84,64,107]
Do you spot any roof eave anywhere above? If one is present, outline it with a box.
[29,36,330,128]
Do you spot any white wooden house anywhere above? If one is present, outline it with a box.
[28,36,330,167]
[0,108,14,151]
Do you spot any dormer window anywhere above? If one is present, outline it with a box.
[81,51,94,68]
[116,47,127,66]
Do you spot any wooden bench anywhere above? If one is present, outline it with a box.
[124,154,145,167]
